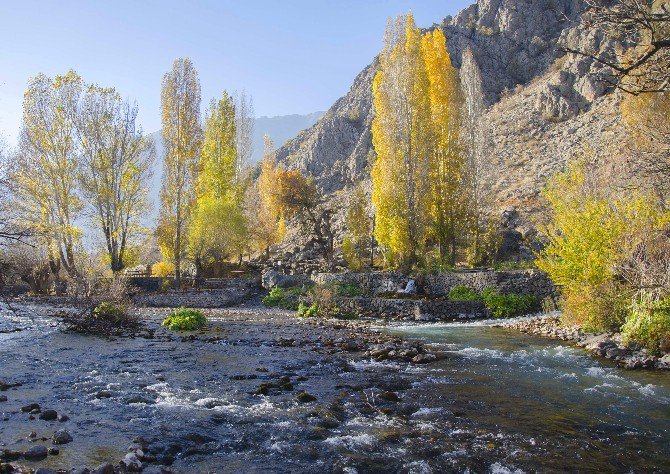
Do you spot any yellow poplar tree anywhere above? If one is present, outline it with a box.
[188,91,246,276]
[422,29,465,264]
[158,58,202,287]
[371,13,432,270]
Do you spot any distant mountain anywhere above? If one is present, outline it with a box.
[145,111,324,224]
[252,112,324,162]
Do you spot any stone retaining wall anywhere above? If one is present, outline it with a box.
[132,278,258,308]
[309,270,555,298]
[334,297,488,321]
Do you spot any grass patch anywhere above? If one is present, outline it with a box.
[296,302,319,318]
[162,307,208,331]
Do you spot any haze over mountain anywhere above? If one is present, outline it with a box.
[145,111,324,224]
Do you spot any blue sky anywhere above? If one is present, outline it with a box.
[0,0,472,144]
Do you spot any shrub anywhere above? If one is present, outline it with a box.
[152,261,175,277]
[448,285,481,301]
[261,287,301,310]
[335,282,364,297]
[162,307,207,331]
[262,287,287,307]
[536,160,670,331]
[481,288,538,318]
[296,302,319,318]
[91,302,128,324]
[622,291,670,355]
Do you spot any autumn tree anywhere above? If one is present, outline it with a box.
[234,90,254,181]
[188,91,246,277]
[460,47,495,266]
[343,185,374,270]
[245,135,285,259]
[422,29,466,264]
[77,86,155,273]
[158,58,202,287]
[371,13,432,270]
[275,169,334,265]
[12,71,84,281]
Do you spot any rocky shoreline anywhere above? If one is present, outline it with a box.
[500,315,670,370]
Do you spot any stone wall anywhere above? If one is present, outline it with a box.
[308,270,555,298]
[133,278,258,308]
[334,297,488,322]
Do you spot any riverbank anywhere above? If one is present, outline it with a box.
[500,315,670,370]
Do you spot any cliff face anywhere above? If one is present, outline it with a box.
[274,0,629,252]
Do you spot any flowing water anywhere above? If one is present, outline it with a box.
[1,304,669,473]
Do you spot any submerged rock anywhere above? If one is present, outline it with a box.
[52,429,73,445]
[23,445,48,460]
[20,403,40,413]
[297,392,317,403]
[93,463,115,474]
[39,409,58,421]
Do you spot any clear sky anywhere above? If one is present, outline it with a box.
[0,0,472,144]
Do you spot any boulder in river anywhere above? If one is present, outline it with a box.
[93,463,115,474]
[20,403,40,413]
[52,429,73,444]
[0,395,7,402]
[23,445,48,460]
[296,392,317,403]
[39,409,58,421]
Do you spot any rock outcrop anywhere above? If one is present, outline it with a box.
[274,0,636,255]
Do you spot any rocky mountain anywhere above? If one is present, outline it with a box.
[274,0,631,253]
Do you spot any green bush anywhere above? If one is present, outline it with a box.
[448,286,481,301]
[335,283,364,297]
[262,287,301,310]
[162,307,208,331]
[481,288,538,319]
[296,302,320,318]
[622,292,670,355]
[91,302,128,323]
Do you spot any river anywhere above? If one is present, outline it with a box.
[0,303,668,473]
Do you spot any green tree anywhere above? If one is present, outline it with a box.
[343,186,373,270]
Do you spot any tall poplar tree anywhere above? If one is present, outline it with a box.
[422,29,465,264]
[371,13,432,270]
[188,91,246,277]
[158,58,202,287]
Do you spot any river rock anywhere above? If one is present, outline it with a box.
[0,395,7,402]
[122,452,142,472]
[20,403,40,413]
[0,449,22,461]
[52,429,73,444]
[657,354,670,369]
[39,409,58,421]
[34,468,56,474]
[296,392,317,403]
[57,414,69,422]
[93,463,115,474]
[23,445,48,460]
[47,447,59,455]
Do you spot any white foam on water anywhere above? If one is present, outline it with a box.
[490,462,525,474]
[325,433,376,449]
[403,460,433,474]
[349,359,401,370]
[557,372,578,380]
[412,407,444,416]
[638,384,656,396]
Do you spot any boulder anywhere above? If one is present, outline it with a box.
[52,429,73,445]
[23,445,48,460]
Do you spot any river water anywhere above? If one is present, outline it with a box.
[1,304,669,473]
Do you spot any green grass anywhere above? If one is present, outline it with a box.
[162,307,208,331]
[90,302,128,323]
